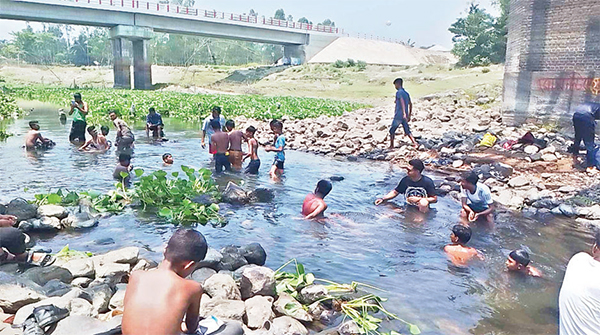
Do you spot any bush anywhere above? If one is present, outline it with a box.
[481,67,491,73]
[356,60,367,71]
[332,60,345,68]
[346,58,356,67]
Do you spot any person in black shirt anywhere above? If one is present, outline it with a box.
[375,159,437,213]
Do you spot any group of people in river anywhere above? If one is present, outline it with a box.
[6,79,600,335]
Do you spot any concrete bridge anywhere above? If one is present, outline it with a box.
[0,0,341,89]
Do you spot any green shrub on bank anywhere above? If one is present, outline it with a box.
[0,91,22,121]
[13,86,366,125]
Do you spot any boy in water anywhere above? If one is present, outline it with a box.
[460,172,495,224]
[113,153,133,184]
[109,111,135,151]
[101,126,112,149]
[244,126,260,174]
[302,180,333,219]
[265,120,285,180]
[79,126,109,152]
[444,225,484,267]
[226,120,245,171]
[210,120,231,173]
[24,121,53,151]
[122,228,207,335]
[163,153,174,166]
[506,249,542,277]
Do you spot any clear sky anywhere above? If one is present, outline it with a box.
[0,0,500,48]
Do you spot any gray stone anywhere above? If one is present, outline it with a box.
[197,248,223,270]
[21,266,73,286]
[49,315,122,335]
[559,203,577,217]
[86,284,114,315]
[241,266,276,299]
[241,243,267,266]
[61,215,99,229]
[532,198,560,209]
[0,284,45,314]
[244,296,275,330]
[62,258,95,278]
[6,198,37,222]
[559,186,577,193]
[508,176,530,188]
[101,247,139,265]
[299,285,329,305]
[108,284,127,311]
[248,188,275,203]
[37,205,68,220]
[271,316,309,335]
[223,182,250,204]
[452,160,463,168]
[95,263,130,279]
[541,153,558,162]
[199,295,245,321]
[338,321,361,335]
[203,274,242,300]
[69,298,93,317]
[524,145,539,154]
[219,246,248,271]
[274,292,313,322]
[42,279,72,297]
[71,277,93,288]
[190,268,217,285]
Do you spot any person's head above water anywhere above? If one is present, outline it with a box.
[164,228,208,277]
[315,180,333,198]
[211,106,221,119]
[406,158,424,181]
[460,171,479,191]
[73,93,82,103]
[210,119,221,131]
[162,153,173,164]
[109,111,119,121]
[29,121,40,130]
[148,107,156,115]
[87,125,97,137]
[100,126,109,136]
[451,224,472,244]
[245,126,257,137]
[506,249,530,271]
[226,120,235,131]
[119,153,131,166]
[393,78,404,90]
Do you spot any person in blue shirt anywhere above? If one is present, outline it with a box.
[390,78,418,149]
[265,120,285,180]
[145,107,164,139]
[572,102,600,170]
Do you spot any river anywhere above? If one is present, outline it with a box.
[0,101,593,334]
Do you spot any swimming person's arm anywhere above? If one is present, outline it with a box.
[375,190,400,205]
[305,201,327,219]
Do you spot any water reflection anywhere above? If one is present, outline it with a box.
[0,102,595,334]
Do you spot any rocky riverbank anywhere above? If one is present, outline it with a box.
[0,240,394,335]
[234,92,600,224]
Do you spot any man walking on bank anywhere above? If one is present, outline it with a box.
[389,78,418,149]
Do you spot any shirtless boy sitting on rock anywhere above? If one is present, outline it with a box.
[122,228,207,335]
[25,121,53,151]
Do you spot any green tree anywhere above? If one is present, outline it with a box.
[298,17,310,24]
[321,19,335,27]
[449,3,508,66]
[274,9,286,20]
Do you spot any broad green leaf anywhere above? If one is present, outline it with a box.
[409,325,421,335]
[47,193,62,204]
[134,168,144,177]
[119,171,129,179]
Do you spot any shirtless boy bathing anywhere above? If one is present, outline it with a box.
[302,180,333,219]
[506,249,542,277]
[210,120,231,173]
[444,225,484,267]
[243,126,261,174]
[122,228,207,335]
[79,126,109,153]
[25,121,53,150]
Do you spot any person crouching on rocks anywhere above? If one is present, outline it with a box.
[122,228,244,335]
[460,171,495,225]
[374,159,437,213]
[302,180,333,219]
[0,225,55,267]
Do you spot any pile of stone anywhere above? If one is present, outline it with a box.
[0,243,361,335]
[0,198,98,232]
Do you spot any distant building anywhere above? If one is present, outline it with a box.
[503,0,600,127]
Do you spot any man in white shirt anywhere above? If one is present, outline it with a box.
[460,172,495,224]
[201,106,226,153]
[559,231,600,335]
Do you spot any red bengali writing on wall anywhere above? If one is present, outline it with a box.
[537,74,600,95]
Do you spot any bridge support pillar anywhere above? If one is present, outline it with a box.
[132,39,152,90]
[112,37,131,89]
[283,45,306,64]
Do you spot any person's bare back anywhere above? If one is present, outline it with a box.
[25,130,43,150]
[211,132,230,154]
[228,130,244,151]
[122,269,202,335]
[444,244,484,267]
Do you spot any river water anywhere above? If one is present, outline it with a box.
[0,102,594,334]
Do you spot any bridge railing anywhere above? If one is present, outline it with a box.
[68,0,343,34]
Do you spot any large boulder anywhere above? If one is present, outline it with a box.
[274,293,313,322]
[271,316,309,335]
[6,198,37,222]
[244,296,275,330]
[42,279,72,297]
[108,284,127,312]
[48,315,122,335]
[20,266,73,286]
[0,283,45,314]
[101,247,140,265]
[95,263,130,280]
[197,248,223,270]
[61,258,95,278]
[85,284,114,315]
[508,176,529,188]
[69,298,94,317]
[240,266,276,299]
[199,295,245,322]
[190,268,217,285]
[299,285,329,305]
[241,243,267,266]
[248,188,275,203]
[61,215,99,229]
[223,182,250,205]
[37,205,68,220]
[203,274,242,300]
[219,246,248,271]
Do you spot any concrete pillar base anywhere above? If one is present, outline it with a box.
[283,45,306,64]
[112,37,131,89]
[133,39,152,90]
